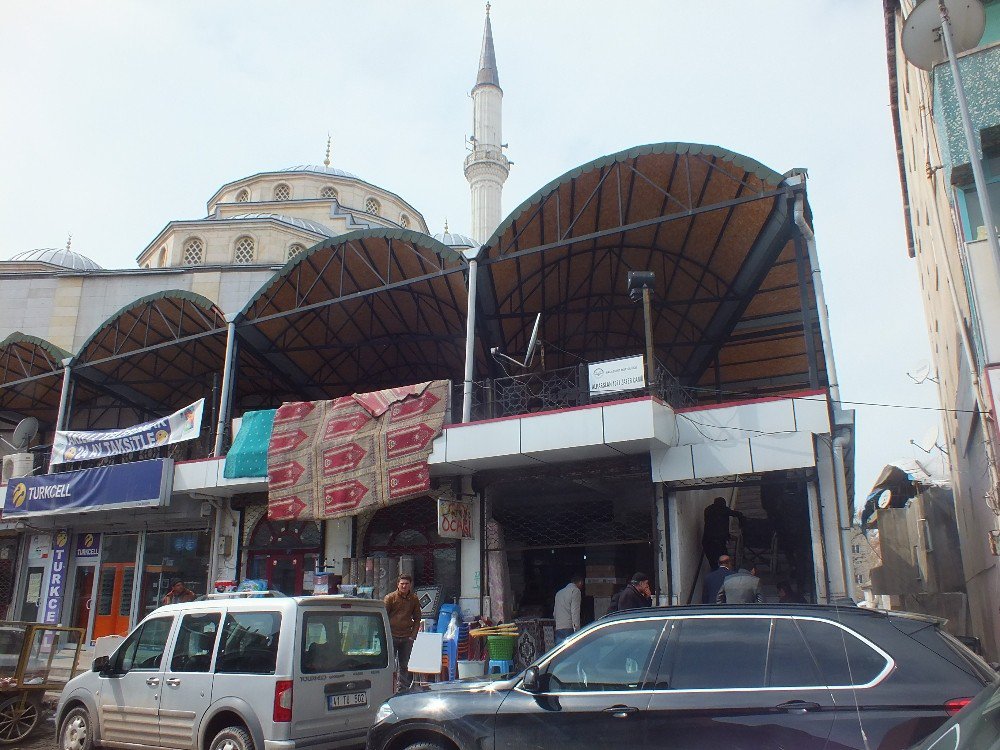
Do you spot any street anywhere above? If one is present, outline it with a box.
[20,717,55,750]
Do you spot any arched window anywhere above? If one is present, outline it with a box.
[182,238,203,265]
[157,246,167,267]
[235,188,250,202]
[233,236,255,264]
[287,243,305,261]
[364,197,381,216]
[273,183,291,201]
[320,185,338,199]
[399,214,410,228]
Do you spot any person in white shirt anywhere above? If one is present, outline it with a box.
[553,574,584,644]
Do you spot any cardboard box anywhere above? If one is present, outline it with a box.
[586,565,617,578]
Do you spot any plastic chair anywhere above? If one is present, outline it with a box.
[488,659,515,675]
[442,637,458,680]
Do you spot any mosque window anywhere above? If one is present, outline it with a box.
[321,185,338,199]
[365,197,381,215]
[234,236,256,264]
[235,189,250,202]
[287,243,306,261]
[182,238,204,265]
[399,214,410,228]
[273,183,291,201]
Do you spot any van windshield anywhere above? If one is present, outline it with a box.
[301,611,388,674]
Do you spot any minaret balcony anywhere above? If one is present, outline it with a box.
[464,149,510,174]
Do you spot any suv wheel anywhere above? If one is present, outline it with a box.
[402,742,448,750]
[59,706,93,750]
[210,725,255,750]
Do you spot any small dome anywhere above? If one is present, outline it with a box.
[280,165,360,180]
[8,247,102,271]
[432,231,477,249]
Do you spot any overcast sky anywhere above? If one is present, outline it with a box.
[0,1,946,506]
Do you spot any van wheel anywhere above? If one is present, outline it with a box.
[59,706,93,750]
[209,725,255,750]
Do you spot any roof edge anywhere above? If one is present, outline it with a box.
[0,332,71,363]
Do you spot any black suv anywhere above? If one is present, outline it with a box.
[367,605,996,750]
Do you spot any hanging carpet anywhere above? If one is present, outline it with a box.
[267,380,449,521]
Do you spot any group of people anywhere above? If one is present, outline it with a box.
[553,571,654,643]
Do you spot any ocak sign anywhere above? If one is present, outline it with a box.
[437,498,473,540]
[3,459,172,518]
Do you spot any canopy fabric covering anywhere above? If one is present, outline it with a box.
[477,142,827,399]
[0,333,71,426]
[236,229,477,407]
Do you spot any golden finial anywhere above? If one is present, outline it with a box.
[324,134,331,167]
[444,218,449,234]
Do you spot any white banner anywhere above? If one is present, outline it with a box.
[52,399,204,464]
[588,355,646,395]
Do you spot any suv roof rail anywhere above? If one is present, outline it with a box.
[205,590,287,599]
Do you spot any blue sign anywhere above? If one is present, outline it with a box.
[75,532,101,558]
[3,459,172,518]
[43,530,70,624]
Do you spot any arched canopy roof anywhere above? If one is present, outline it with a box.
[69,291,232,428]
[478,142,825,398]
[0,333,72,426]
[235,229,474,405]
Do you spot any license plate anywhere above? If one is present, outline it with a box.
[327,692,367,710]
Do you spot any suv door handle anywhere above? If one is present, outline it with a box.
[165,678,181,687]
[603,705,639,719]
[145,677,160,687]
[776,700,821,714]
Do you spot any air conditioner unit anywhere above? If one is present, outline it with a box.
[2,453,34,482]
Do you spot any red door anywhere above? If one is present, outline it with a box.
[92,563,134,639]
[72,567,95,631]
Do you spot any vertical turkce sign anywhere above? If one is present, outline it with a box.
[43,530,70,624]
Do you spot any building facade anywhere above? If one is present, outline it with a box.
[883,0,1000,657]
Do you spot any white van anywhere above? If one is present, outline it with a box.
[55,595,395,750]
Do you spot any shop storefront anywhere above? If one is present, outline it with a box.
[244,515,322,595]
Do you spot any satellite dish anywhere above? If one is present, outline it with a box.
[523,313,542,368]
[902,0,986,71]
[907,360,934,384]
[877,489,893,510]
[911,424,941,453]
[12,417,39,450]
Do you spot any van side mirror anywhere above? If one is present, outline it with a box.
[522,665,541,692]
[92,655,110,673]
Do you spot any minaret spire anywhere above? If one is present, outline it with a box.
[465,3,510,244]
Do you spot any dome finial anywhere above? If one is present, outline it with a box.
[66,233,72,252]
[324,134,331,168]
[486,2,490,15]
[444,218,449,234]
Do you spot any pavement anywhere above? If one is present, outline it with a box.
[18,715,56,749]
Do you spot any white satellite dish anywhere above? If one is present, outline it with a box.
[877,489,893,510]
[491,313,543,370]
[12,417,39,451]
[907,360,936,384]
[912,424,941,453]
[901,0,986,71]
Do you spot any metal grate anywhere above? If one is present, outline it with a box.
[235,189,250,202]
[364,197,381,215]
[287,243,305,261]
[399,214,410,228]
[233,236,256,264]
[491,495,652,551]
[320,185,338,199]
[273,183,291,201]
[182,238,204,265]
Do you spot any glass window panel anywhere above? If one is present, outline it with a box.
[665,618,769,690]
[140,531,210,618]
[171,613,221,673]
[117,617,173,673]
[797,619,888,687]
[216,612,281,675]
[97,569,115,616]
[119,567,134,617]
[301,612,388,674]
[547,621,663,692]
[767,618,823,688]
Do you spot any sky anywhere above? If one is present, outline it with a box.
[0,1,947,506]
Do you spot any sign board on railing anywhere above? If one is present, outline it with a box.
[437,498,473,539]
[588,355,646,395]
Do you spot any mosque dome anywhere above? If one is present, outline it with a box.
[279,165,361,180]
[9,247,103,271]
[432,230,477,249]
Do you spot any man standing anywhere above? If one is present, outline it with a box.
[553,574,584,644]
[616,573,654,610]
[717,565,763,604]
[701,555,734,604]
[384,574,421,690]
[702,497,744,570]
[161,579,196,606]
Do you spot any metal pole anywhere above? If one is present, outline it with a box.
[48,359,73,473]
[462,257,479,423]
[213,322,237,457]
[938,1,1000,275]
[641,286,656,391]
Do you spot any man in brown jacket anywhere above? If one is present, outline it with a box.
[383,574,422,690]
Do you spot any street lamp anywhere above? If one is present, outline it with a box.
[627,270,657,392]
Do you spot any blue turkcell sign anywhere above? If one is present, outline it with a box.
[3,459,173,518]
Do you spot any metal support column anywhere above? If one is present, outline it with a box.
[642,286,656,390]
[213,322,237,457]
[462,257,479,423]
[48,358,73,473]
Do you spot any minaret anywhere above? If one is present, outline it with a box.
[465,4,509,244]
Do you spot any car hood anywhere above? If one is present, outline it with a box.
[403,673,520,695]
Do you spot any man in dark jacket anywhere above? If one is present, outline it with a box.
[616,573,653,610]
[701,555,734,604]
[702,497,744,570]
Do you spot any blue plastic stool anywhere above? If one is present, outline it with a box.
[436,604,461,634]
[442,638,458,680]
[488,659,515,675]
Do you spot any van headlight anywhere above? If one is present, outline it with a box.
[375,703,395,724]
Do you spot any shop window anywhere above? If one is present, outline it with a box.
[139,531,211,619]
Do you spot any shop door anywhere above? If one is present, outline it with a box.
[268,553,303,595]
[20,567,44,622]
[72,567,96,631]
[93,564,135,639]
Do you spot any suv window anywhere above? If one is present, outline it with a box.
[767,617,823,688]
[116,617,173,673]
[170,613,221,673]
[216,611,281,675]
[546,620,663,692]
[797,618,889,687]
[663,617,769,690]
[301,611,388,674]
